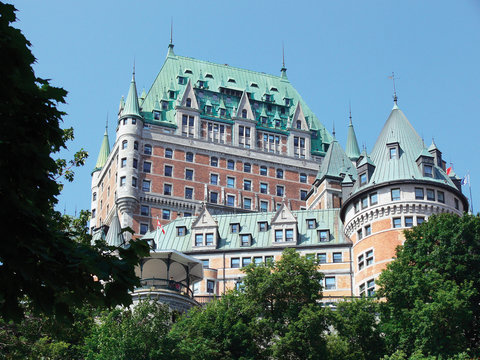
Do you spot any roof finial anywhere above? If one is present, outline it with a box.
[389,72,398,104]
[280,42,287,79]
[132,58,136,80]
[349,100,352,125]
[170,17,173,45]
[332,121,336,138]
[105,113,108,132]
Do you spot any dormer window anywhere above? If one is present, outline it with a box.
[198,80,204,88]
[389,147,397,159]
[231,223,240,233]
[274,229,294,242]
[260,116,267,125]
[258,222,268,232]
[296,120,302,129]
[251,82,259,88]
[205,73,214,79]
[178,77,186,85]
[220,108,226,117]
[318,230,330,242]
[169,90,175,99]
[424,165,433,178]
[186,98,192,107]
[240,234,251,247]
[242,109,247,118]
[205,105,212,114]
[265,94,272,102]
[161,100,168,110]
[270,87,278,92]
[177,226,187,236]
[227,78,236,83]
[360,172,367,186]
[275,120,281,127]
[184,69,193,74]
[307,219,316,229]
[285,98,291,106]
[153,110,161,120]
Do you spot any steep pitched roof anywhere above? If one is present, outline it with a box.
[92,129,110,173]
[316,139,357,182]
[139,47,332,153]
[121,73,141,118]
[345,118,361,161]
[105,211,125,247]
[142,209,348,252]
[359,102,456,190]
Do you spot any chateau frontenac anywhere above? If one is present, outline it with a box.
[90,43,468,303]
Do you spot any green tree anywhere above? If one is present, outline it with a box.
[171,248,328,360]
[377,213,480,358]
[0,2,149,321]
[328,298,385,360]
[84,301,174,360]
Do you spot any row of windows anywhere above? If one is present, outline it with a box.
[120,140,151,155]
[231,255,275,268]
[305,252,343,264]
[357,224,371,240]
[358,249,374,271]
[354,192,378,212]
[392,216,425,228]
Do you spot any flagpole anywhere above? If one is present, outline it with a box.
[468,171,474,214]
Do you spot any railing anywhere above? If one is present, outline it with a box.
[138,278,194,298]
[193,295,220,305]
[193,295,363,307]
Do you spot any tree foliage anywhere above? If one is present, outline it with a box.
[0,2,149,321]
[378,213,480,358]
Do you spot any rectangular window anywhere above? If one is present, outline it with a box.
[254,256,263,265]
[300,173,307,183]
[132,177,137,188]
[319,230,329,242]
[300,190,308,200]
[358,229,363,241]
[427,189,435,201]
[184,212,192,217]
[243,198,251,210]
[260,201,268,212]
[227,195,235,207]
[365,224,371,236]
[186,152,194,162]
[195,234,203,246]
[210,174,218,185]
[243,162,251,173]
[258,222,268,232]
[185,169,194,181]
[133,158,138,169]
[260,166,268,176]
[165,148,173,158]
[162,209,170,220]
[307,219,316,229]
[260,182,268,194]
[210,157,218,167]
[276,186,284,197]
[417,216,425,225]
[437,191,445,203]
[318,253,327,264]
[393,217,402,228]
[121,157,127,168]
[209,192,218,204]
[389,147,397,159]
[333,252,342,263]
[164,165,172,177]
[367,279,375,297]
[140,205,149,216]
[185,187,193,200]
[415,188,424,200]
[359,283,365,297]
[361,196,368,209]
[275,230,283,242]
[231,223,240,233]
[227,159,235,170]
[206,233,214,246]
[140,223,148,235]
[325,277,336,290]
[454,198,459,210]
[370,193,378,205]
[201,259,209,268]
[164,183,172,196]
[231,258,240,268]
[265,256,274,264]
[391,188,400,201]
[177,226,186,236]
[358,254,364,270]
[360,173,367,185]
[244,180,252,191]
[241,234,250,247]
[276,169,284,179]
[142,180,150,192]
[227,177,235,188]
[424,165,433,178]
[285,229,294,242]
[366,250,374,266]
[120,176,126,186]
[405,216,413,227]
[143,162,152,173]
[242,258,251,267]
[207,280,215,294]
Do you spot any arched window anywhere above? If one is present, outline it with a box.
[186,98,192,107]
[122,140,128,150]
[144,144,152,155]
[92,192,97,201]
[242,109,247,118]
[296,120,302,129]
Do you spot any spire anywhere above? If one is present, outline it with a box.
[93,122,110,173]
[332,122,336,138]
[345,104,361,161]
[105,209,125,247]
[389,72,399,109]
[167,18,175,57]
[122,67,141,118]
[280,42,287,79]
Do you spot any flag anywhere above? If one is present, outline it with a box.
[461,175,469,186]
[156,217,166,234]
[446,166,452,176]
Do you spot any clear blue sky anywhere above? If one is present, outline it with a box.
[13,0,480,214]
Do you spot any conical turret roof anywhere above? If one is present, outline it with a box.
[105,210,125,247]
[122,73,141,118]
[93,129,110,173]
[345,117,361,161]
[316,139,357,182]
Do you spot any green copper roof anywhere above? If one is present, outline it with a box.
[93,129,110,172]
[122,74,141,118]
[345,119,361,161]
[139,46,332,153]
[316,139,357,181]
[357,149,375,167]
[427,139,439,152]
[105,211,124,247]
[355,103,457,192]
[142,209,347,252]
